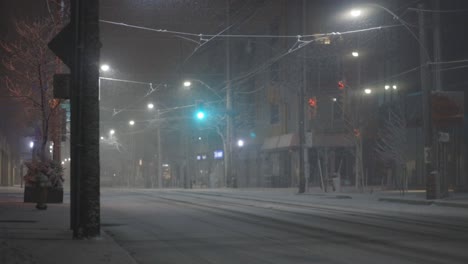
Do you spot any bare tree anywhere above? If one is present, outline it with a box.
[375,103,408,193]
[1,18,63,161]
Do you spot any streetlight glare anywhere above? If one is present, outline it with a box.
[110,129,115,135]
[392,85,398,90]
[100,64,110,72]
[385,85,390,90]
[100,136,104,140]
[183,81,192,87]
[147,103,154,109]
[29,141,34,149]
[237,139,245,147]
[129,120,135,126]
[350,9,362,17]
[352,51,359,57]
[364,88,372,94]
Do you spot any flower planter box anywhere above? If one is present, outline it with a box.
[23,186,64,203]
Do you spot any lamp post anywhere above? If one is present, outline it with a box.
[347,3,438,197]
[100,64,110,72]
[148,103,162,188]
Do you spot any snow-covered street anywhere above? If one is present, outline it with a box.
[100,189,468,264]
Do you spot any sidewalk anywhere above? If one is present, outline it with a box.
[307,186,468,209]
[0,187,137,264]
[188,185,468,209]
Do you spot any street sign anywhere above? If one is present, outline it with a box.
[438,132,450,143]
[48,23,75,68]
[424,147,432,164]
[53,74,71,99]
[431,91,464,128]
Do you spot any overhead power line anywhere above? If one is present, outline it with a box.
[100,19,352,39]
[408,8,468,13]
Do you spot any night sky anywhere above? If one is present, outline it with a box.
[1,0,468,152]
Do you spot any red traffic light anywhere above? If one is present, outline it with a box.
[308,97,317,107]
[338,81,345,90]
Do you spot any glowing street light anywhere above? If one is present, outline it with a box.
[350,9,362,17]
[29,141,34,149]
[352,51,359,57]
[147,103,154,110]
[129,120,135,126]
[392,85,397,90]
[183,81,192,87]
[100,64,110,72]
[109,129,115,135]
[237,139,245,147]
[385,85,390,90]
[100,136,104,140]
[364,88,372,94]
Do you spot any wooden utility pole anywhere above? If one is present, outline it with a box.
[156,108,162,188]
[225,0,233,188]
[298,0,307,193]
[417,4,436,199]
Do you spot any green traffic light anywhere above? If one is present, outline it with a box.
[196,111,205,120]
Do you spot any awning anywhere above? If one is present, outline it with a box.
[261,133,299,151]
[262,132,353,150]
[276,133,299,149]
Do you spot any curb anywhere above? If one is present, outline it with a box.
[379,197,468,209]
[378,197,434,205]
[433,201,468,209]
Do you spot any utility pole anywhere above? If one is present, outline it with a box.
[432,0,446,197]
[225,0,233,188]
[71,0,100,238]
[298,0,307,193]
[418,4,435,199]
[49,0,101,238]
[156,108,162,188]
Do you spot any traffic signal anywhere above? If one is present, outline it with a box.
[308,97,317,107]
[338,81,345,90]
[308,96,317,119]
[196,110,206,120]
[195,100,206,120]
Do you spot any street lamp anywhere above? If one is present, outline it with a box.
[352,51,359,57]
[147,103,154,110]
[100,64,110,72]
[237,139,245,148]
[29,141,34,149]
[392,85,397,90]
[364,88,372,94]
[350,9,362,17]
[385,85,390,90]
[109,129,115,135]
[183,81,192,88]
[129,120,135,126]
[182,79,223,100]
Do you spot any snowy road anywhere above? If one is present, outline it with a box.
[101,189,468,264]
